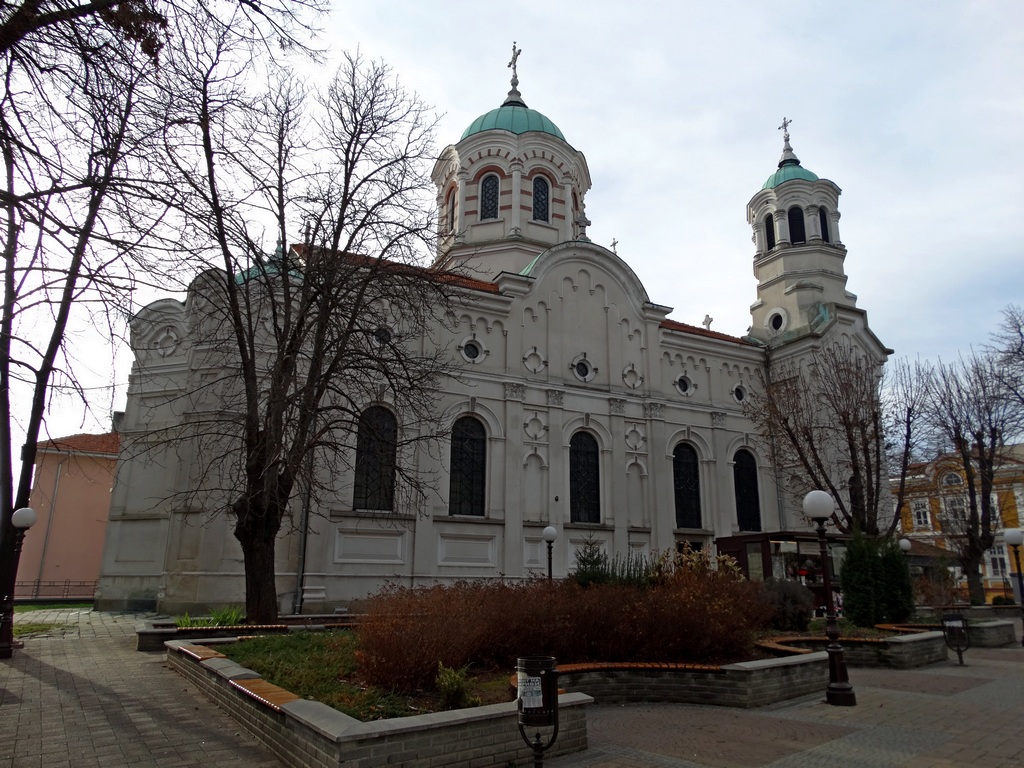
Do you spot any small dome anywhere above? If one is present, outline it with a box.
[461,104,565,141]
[762,164,819,189]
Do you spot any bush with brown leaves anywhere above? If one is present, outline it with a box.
[356,550,774,692]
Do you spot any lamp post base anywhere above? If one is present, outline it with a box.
[825,682,857,706]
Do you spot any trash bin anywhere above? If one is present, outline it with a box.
[517,656,557,728]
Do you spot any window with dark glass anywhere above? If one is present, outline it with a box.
[480,175,499,220]
[570,432,600,523]
[448,416,486,516]
[819,206,830,243]
[763,213,775,250]
[788,206,806,244]
[733,449,761,532]
[673,443,701,529]
[353,406,397,511]
[446,190,456,233]
[532,176,550,222]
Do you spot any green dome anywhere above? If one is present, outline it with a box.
[762,163,819,189]
[461,105,565,141]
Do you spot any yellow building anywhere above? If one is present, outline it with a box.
[897,446,1024,604]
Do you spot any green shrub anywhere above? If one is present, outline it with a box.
[840,534,915,626]
[174,605,245,628]
[764,578,814,631]
[435,662,480,710]
[992,595,1015,606]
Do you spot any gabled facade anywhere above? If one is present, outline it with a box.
[897,448,1024,603]
[96,67,888,614]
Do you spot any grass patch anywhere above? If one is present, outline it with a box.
[221,631,512,721]
[14,622,59,637]
[808,617,890,638]
[175,605,245,628]
[14,603,91,613]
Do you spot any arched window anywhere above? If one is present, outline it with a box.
[449,416,486,516]
[733,449,761,532]
[480,175,499,220]
[446,189,456,233]
[818,206,831,243]
[353,406,397,511]
[532,176,550,222]
[763,213,776,250]
[673,443,701,529]
[569,432,600,523]
[788,207,806,244]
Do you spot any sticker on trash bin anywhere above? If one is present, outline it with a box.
[518,673,543,708]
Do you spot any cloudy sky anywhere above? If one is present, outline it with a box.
[41,0,1024,439]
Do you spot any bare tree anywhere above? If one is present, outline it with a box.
[143,45,455,621]
[0,0,322,651]
[990,304,1024,410]
[746,340,920,535]
[924,352,1022,604]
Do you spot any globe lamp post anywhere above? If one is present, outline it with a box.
[0,507,38,659]
[1003,528,1024,648]
[541,526,557,581]
[803,490,856,706]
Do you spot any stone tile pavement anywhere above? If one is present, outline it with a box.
[1,608,281,768]
[5,609,1024,767]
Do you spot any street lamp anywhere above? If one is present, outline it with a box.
[1003,528,1024,648]
[899,538,912,554]
[803,490,856,707]
[541,526,558,581]
[0,507,38,659]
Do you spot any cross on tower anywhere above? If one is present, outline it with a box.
[508,41,522,83]
[778,116,792,141]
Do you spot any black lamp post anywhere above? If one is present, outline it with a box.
[804,490,856,706]
[1003,528,1024,648]
[541,526,557,581]
[0,507,38,659]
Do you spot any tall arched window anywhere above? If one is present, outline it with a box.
[818,206,831,243]
[763,213,776,250]
[733,449,761,532]
[570,432,600,523]
[788,207,806,244]
[480,175,499,220]
[353,406,397,511]
[532,176,550,222]
[449,416,486,516]
[446,189,456,233]
[673,443,701,529]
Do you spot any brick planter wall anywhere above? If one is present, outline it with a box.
[556,654,829,709]
[773,631,948,668]
[165,640,590,768]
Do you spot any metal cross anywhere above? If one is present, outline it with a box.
[611,238,618,254]
[508,42,522,80]
[778,116,792,140]
[702,314,713,331]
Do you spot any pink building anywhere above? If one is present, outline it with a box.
[17,432,119,599]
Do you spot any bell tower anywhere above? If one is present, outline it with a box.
[746,119,855,345]
[431,43,592,280]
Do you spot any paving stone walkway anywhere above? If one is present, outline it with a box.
[1,609,281,768]
[5,609,1024,767]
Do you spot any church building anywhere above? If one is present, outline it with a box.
[96,56,889,614]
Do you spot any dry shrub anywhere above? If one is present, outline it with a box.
[356,550,773,692]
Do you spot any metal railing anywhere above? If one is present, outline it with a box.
[14,580,97,600]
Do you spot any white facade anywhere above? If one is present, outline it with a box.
[96,81,888,614]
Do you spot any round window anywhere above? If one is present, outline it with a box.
[575,360,590,378]
[675,374,694,396]
[463,340,482,360]
[769,313,784,331]
[374,327,392,345]
[733,385,747,403]
[570,354,596,382]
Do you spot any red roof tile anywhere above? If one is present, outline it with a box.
[36,432,120,456]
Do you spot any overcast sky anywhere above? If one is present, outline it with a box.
[39,0,1024,440]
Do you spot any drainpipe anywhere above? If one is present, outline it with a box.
[293,478,311,616]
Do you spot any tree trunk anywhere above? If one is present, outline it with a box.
[964,562,986,606]
[239,535,279,623]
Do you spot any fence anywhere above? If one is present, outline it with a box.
[15,580,96,600]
